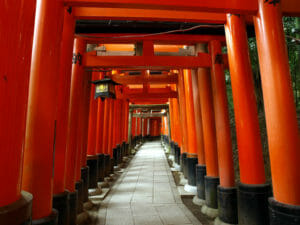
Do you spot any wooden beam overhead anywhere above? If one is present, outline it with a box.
[84,54,211,69]
[129,104,169,110]
[130,99,169,104]
[65,0,258,14]
[73,7,226,23]
[65,0,300,16]
[111,74,178,84]
[124,91,177,99]
[77,33,226,45]
[133,113,166,118]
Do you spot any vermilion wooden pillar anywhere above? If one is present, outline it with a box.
[136,110,142,143]
[143,118,148,138]
[197,50,220,215]
[77,71,92,172]
[171,86,182,167]
[209,40,237,224]
[225,14,270,225]
[87,72,99,156]
[0,0,35,223]
[190,69,208,207]
[52,8,75,225]
[65,37,86,216]
[183,69,198,192]
[177,70,189,178]
[172,95,182,148]
[131,110,137,146]
[191,71,205,165]
[22,0,64,222]
[95,79,105,154]
[102,99,110,155]
[112,100,118,149]
[78,71,92,204]
[95,75,105,154]
[177,71,188,151]
[123,100,129,155]
[169,99,175,144]
[169,99,175,152]
[95,73,105,182]
[112,99,120,166]
[54,7,75,195]
[254,1,300,223]
[102,98,111,177]
[108,99,115,158]
[86,72,100,189]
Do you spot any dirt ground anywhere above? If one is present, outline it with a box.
[181,196,214,225]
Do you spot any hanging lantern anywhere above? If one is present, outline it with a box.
[91,78,118,100]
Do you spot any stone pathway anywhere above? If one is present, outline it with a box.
[96,141,202,225]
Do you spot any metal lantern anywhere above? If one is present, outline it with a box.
[91,78,118,100]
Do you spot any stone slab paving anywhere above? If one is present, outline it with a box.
[96,141,202,225]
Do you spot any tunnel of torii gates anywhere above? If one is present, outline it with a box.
[1,0,300,225]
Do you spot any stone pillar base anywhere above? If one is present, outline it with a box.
[184,184,197,195]
[201,205,219,219]
[193,195,206,206]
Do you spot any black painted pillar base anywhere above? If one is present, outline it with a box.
[52,191,69,225]
[139,135,143,144]
[205,176,220,209]
[117,144,122,164]
[170,141,175,155]
[180,152,187,174]
[217,186,238,224]
[174,144,178,163]
[75,180,84,214]
[238,183,271,225]
[32,209,58,225]
[68,191,77,225]
[196,164,206,201]
[269,197,300,225]
[134,136,138,147]
[81,166,89,203]
[125,143,129,156]
[122,142,126,159]
[0,191,32,225]
[86,156,98,189]
[183,154,188,179]
[97,154,105,182]
[174,144,180,165]
[113,148,118,166]
[187,156,198,186]
[104,154,111,177]
[110,158,114,174]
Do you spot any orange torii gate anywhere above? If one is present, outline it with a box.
[1,0,299,225]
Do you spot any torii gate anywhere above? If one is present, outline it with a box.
[1,1,299,225]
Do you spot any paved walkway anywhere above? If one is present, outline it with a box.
[96,141,202,225]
